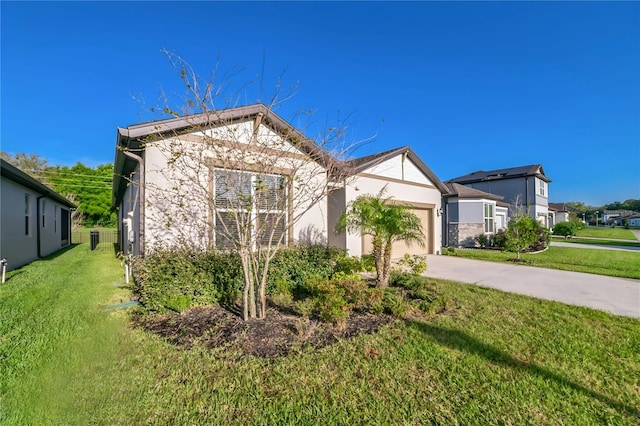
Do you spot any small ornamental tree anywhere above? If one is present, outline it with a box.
[127,52,355,321]
[336,189,424,288]
[503,214,540,260]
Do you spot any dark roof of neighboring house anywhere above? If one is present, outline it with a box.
[0,159,76,208]
[444,182,504,201]
[548,203,568,212]
[113,104,449,206]
[447,164,551,184]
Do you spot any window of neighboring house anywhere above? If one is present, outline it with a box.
[42,200,47,228]
[25,194,31,236]
[213,169,287,249]
[484,203,494,233]
[539,180,546,196]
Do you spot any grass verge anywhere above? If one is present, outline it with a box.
[575,226,636,240]
[552,236,640,248]
[447,246,640,279]
[1,245,639,424]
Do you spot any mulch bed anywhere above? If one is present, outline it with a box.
[132,305,394,359]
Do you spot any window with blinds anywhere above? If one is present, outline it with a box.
[213,169,287,249]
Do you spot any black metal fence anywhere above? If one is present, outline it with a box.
[72,230,119,252]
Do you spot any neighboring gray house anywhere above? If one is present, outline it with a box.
[113,104,448,258]
[0,159,75,271]
[443,183,509,247]
[446,164,552,227]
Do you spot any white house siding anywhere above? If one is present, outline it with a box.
[0,178,70,271]
[140,122,329,253]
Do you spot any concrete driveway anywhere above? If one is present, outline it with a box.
[424,255,640,319]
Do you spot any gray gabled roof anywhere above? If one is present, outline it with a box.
[113,103,340,207]
[447,164,551,184]
[339,146,449,194]
[444,182,504,201]
[0,159,76,208]
[113,104,450,206]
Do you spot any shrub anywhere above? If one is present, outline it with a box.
[267,245,345,295]
[131,248,243,313]
[360,254,376,272]
[383,291,409,317]
[393,254,427,275]
[474,233,491,248]
[492,230,507,248]
[503,214,548,258]
[334,255,366,275]
[553,222,576,238]
[293,298,316,318]
[389,271,428,291]
[444,246,457,255]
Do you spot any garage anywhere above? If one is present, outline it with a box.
[362,206,434,257]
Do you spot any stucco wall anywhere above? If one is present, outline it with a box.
[140,121,329,252]
[339,167,443,257]
[0,178,70,271]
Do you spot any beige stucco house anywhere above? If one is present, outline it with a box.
[112,104,447,258]
[0,159,75,271]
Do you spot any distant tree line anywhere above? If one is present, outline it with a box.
[564,200,640,218]
[1,151,115,228]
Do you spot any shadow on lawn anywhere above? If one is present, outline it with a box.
[409,320,638,418]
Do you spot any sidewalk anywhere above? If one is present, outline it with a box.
[550,241,640,252]
[424,255,640,319]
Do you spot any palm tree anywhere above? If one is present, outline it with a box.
[337,190,425,287]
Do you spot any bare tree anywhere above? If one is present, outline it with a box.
[127,52,355,320]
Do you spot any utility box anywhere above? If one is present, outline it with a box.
[90,231,100,251]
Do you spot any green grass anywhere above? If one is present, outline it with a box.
[552,236,640,248]
[1,245,639,424]
[448,246,640,279]
[575,226,636,240]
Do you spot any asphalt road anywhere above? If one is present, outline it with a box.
[424,255,640,319]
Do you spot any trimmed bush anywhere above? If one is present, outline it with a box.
[131,248,243,313]
[553,222,576,238]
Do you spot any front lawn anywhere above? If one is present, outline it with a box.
[447,246,640,279]
[575,226,636,240]
[1,245,639,424]
[552,236,640,248]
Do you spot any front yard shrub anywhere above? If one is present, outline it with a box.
[553,222,576,238]
[131,248,243,313]
[293,298,316,318]
[389,270,428,291]
[383,291,409,317]
[492,230,507,248]
[474,233,491,248]
[267,245,345,295]
[393,253,427,274]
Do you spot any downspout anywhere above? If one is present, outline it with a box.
[122,150,145,257]
[36,195,46,258]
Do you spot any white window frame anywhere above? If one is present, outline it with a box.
[42,200,47,228]
[213,169,288,250]
[484,202,494,234]
[25,194,31,236]
[539,180,546,197]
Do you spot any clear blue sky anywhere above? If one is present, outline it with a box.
[2,1,639,206]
